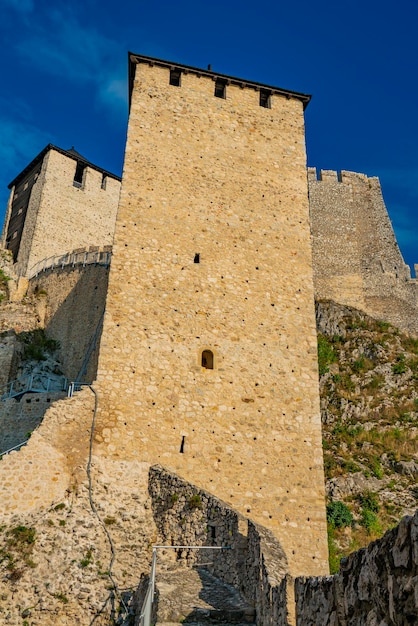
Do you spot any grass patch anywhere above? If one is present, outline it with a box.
[318,334,337,376]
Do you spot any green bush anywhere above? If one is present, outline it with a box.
[392,355,406,375]
[188,494,202,509]
[360,509,382,535]
[20,329,60,361]
[358,491,380,513]
[326,501,353,528]
[317,335,337,376]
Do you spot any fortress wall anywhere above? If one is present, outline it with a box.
[16,150,120,277]
[94,61,328,578]
[295,511,418,625]
[0,388,95,520]
[308,168,365,310]
[309,168,418,334]
[0,391,67,454]
[27,263,110,381]
[0,334,17,388]
[13,154,48,277]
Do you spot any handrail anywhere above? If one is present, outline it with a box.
[0,438,29,457]
[139,545,230,626]
[27,248,112,280]
[1,374,67,400]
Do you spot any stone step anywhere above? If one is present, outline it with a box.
[155,566,255,625]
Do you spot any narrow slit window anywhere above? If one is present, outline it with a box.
[101,174,107,190]
[214,79,226,99]
[194,253,200,264]
[73,162,86,188]
[169,68,182,87]
[260,89,271,108]
[202,349,214,369]
[180,436,185,453]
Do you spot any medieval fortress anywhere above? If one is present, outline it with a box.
[0,54,417,624]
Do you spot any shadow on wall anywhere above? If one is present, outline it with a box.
[295,510,418,625]
[27,264,110,381]
[132,465,290,626]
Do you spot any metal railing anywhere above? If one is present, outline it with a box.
[139,545,230,626]
[0,438,30,457]
[28,248,112,279]
[1,374,68,400]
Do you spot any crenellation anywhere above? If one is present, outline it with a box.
[309,168,418,333]
[318,169,338,183]
[0,53,417,624]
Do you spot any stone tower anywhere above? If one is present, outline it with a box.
[94,54,329,577]
[308,168,418,335]
[2,144,121,277]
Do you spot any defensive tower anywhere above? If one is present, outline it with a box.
[2,144,121,277]
[308,168,418,335]
[94,54,328,577]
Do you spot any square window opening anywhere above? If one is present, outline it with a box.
[214,79,226,99]
[73,162,86,188]
[170,69,182,87]
[260,90,271,108]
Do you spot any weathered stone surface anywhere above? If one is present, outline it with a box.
[94,55,328,580]
[309,168,418,335]
[295,510,418,625]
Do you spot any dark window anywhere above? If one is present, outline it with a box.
[194,253,200,263]
[73,162,86,188]
[202,350,214,369]
[214,79,226,99]
[260,89,271,108]
[101,174,107,190]
[169,68,181,87]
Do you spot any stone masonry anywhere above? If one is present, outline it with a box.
[295,510,418,625]
[308,168,418,335]
[93,54,329,579]
[2,145,121,277]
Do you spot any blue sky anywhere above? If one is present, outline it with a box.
[0,0,417,272]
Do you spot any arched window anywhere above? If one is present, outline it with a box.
[201,349,214,369]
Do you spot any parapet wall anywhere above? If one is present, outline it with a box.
[27,261,110,381]
[308,168,418,334]
[147,465,289,626]
[295,510,418,625]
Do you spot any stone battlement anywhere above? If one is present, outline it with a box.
[308,167,418,333]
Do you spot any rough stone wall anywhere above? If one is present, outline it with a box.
[0,391,66,454]
[12,149,120,277]
[295,510,418,625]
[308,168,418,334]
[27,263,110,381]
[144,465,289,626]
[0,333,17,388]
[94,60,328,578]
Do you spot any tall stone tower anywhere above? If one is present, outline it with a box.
[95,54,328,577]
[2,144,121,277]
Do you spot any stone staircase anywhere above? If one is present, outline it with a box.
[155,564,255,626]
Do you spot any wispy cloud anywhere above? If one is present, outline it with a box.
[13,6,127,114]
[0,0,34,13]
[0,110,50,224]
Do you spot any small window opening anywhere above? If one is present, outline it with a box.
[260,89,271,108]
[73,162,86,188]
[170,68,181,87]
[209,525,216,539]
[101,174,107,190]
[202,349,214,369]
[180,436,185,453]
[194,253,200,264]
[214,79,226,99]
